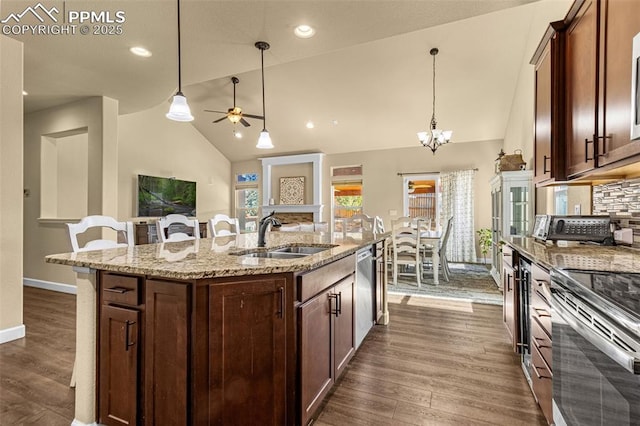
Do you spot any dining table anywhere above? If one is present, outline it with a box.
[419,231,442,285]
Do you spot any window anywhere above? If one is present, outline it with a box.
[403,174,440,225]
[235,173,259,232]
[554,186,568,215]
[331,166,363,237]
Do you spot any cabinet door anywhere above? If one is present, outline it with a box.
[299,289,333,426]
[333,275,355,379]
[565,0,598,177]
[597,0,640,166]
[99,305,140,426]
[502,262,517,351]
[144,280,189,426]
[535,42,553,183]
[209,277,287,425]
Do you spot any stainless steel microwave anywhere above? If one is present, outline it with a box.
[633,32,640,140]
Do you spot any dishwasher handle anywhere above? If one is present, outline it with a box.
[357,249,373,263]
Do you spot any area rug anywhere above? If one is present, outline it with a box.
[387,262,503,306]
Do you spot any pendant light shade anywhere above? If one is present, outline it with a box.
[417,48,451,154]
[255,41,273,149]
[166,0,193,122]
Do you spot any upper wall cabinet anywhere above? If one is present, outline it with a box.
[564,0,640,178]
[532,21,566,185]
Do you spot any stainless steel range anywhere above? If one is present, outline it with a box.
[550,268,640,426]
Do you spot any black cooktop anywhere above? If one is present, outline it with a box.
[552,269,640,334]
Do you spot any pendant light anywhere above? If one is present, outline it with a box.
[166,0,194,122]
[255,41,274,149]
[417,48,452,154]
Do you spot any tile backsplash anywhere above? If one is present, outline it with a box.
[593,178,640,247]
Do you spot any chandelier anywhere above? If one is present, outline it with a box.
[417,48,452,154]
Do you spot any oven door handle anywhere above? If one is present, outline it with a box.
[552,293,640,375]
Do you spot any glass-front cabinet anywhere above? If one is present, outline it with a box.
[489,171,534,286]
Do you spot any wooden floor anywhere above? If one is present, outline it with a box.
[0,288,545,425]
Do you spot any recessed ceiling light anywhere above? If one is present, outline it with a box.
[130,46,152,57]
[306,121,315,129]
[22,90,28,96]
[294,25,315,39]
[332,119,339,126]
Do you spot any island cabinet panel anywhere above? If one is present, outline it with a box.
[530,263,553,425]
[298,272,355,426]
[144,279,189,426]
[207,277,289,426]
[99,305,140,426]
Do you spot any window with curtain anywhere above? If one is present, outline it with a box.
[440,169,477,263]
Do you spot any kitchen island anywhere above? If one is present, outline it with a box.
[46,231,388,426]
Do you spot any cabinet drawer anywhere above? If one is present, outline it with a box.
[531,316,552,368]
[101,273,141,306]
[531,342,553,425]
[297,255,355,303]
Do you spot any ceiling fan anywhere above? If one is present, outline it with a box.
[205,76,263,127]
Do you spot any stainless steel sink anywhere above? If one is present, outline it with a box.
[233,245,334,259]
[242,252,309,259]
[271,246,331,255]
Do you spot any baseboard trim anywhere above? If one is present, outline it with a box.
[71,419,99,426]
[0,324,26,344]
[23,277,77,295]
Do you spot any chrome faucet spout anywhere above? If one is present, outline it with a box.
[258,211,281,247]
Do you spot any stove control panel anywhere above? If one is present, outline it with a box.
[545,215,612,243]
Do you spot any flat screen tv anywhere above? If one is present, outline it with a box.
[137,174,196,217]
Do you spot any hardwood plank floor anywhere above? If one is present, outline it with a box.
[314,294,546,426]
[0,288,545,425]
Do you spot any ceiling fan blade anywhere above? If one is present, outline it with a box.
[204,110,229,114]
[239,118,251,127]
[212,116,228,123]
[242,114,264,120]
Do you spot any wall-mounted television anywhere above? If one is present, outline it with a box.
[137,174,196,217]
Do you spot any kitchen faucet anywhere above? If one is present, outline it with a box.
[258,211,281,247]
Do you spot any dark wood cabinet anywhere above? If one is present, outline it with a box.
[144,279,189,425]
[530,263,553,425]
[564,0,640,177]
[98,272,143,426]
[532,21,566,185]
[593,0,640,167]
[502,245,518,351]
[297,255,355,426]
[565,0,598,177]
[298,274,355,426]
[99,304,140,426]
[208,277,288,425]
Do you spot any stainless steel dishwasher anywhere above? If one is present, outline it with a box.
[355,247,375,349]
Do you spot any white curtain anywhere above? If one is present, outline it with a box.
[440,169,476,263]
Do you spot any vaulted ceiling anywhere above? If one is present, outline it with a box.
[2,0,572,161]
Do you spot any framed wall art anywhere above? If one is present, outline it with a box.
[279,176,305,204]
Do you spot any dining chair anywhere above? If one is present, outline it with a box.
[209,214,240,237]
[422,216,453,282]
[67,215,135,253]
[391,218,422,287]
[156,214,200,242]
[373,216,385,233]
[66,215,135,388]
[344,213,375,238]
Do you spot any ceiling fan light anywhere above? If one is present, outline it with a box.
[166,94,194,122]
[228,114,242,124]
[256,129,274,149]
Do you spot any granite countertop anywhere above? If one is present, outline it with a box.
[45,231,388,280]
[507,237,640,273]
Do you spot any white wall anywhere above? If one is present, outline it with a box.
[117,103,231,222]
[0,36,24,343]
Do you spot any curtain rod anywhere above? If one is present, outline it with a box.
[397,168,478,177]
